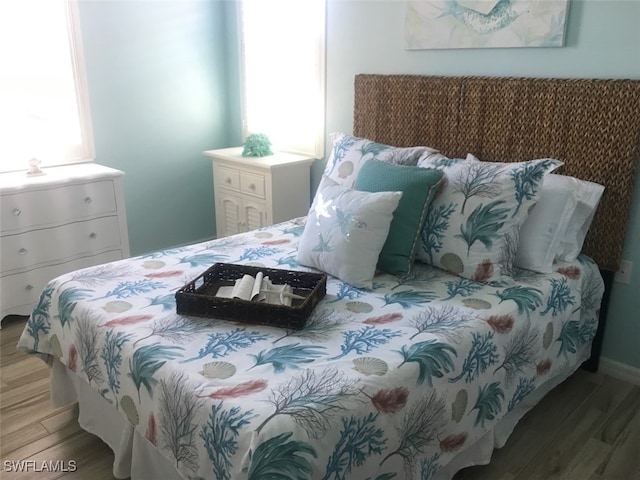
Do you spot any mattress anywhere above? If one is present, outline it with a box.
[17,217,604,479]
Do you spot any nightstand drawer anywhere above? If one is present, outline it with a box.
[240,171,265,198]
[1,180,117,232]
[217,166,240,190]
[1,216,122,272]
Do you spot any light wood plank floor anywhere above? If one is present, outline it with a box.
[1,315,638,480]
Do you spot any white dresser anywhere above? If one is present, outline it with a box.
[204,148,314,237]
[0,163,130,322]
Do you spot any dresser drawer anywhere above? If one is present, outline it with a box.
[240,171,265,198]
[1,216,122,272]
[0,250,124,317]
[0,180,117,232]
[216,166,240,190]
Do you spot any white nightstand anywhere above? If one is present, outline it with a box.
[204,147,315,237]
[0,163,130,323]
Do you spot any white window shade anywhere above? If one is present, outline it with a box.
[0,0,94,173]
[239,0,325,159]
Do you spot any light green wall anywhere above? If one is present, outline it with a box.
[324,0,640,370]
[78,0,232,256]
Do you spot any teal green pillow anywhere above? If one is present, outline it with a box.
[354,159,444,276]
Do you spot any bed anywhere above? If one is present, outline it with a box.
[16,75,640,480]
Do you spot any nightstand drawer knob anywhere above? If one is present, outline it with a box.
[249,183,256,191]
[225,177,232,184]
[25,284,34,291]
[89,232,97,239]
[19,248,28,255]
[84,196,93,204]
[13,208,21,216]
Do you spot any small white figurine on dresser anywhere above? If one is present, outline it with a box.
[0,163,130,326]
[204,147,315,238]
[27,157,44,176]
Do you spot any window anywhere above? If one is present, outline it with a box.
[0,0,94,173]
[239,0,325,158]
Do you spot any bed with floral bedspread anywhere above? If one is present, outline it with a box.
[17,217,603,480]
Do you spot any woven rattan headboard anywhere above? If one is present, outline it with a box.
[353,74,640,272]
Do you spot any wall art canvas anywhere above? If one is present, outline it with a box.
[405,0,570,49]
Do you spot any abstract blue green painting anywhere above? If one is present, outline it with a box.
[405,0,570,49]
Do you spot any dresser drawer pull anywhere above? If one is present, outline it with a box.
[89,232,97,239]
[84,196,93,204]
[249,183,256,191]
[25,284,34,291]
[225,177,232,184]
[19,248,28,255]
[13,208,21,216]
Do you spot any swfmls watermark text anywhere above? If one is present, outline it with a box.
[3,460,77,473]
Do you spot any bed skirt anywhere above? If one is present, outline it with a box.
[49,355,584,480]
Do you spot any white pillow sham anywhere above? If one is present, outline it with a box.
[514,174,579,273]
[296,176,402,288]
[554,176,605,262]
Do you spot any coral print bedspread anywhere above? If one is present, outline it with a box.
[17,219,603,480]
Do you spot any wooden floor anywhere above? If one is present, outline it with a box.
[1,315,639,480]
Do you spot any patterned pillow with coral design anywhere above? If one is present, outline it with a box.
[323,133,439,188]
[415,152,562,282]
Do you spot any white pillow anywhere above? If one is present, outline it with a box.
[555,176,605,262]
[514,174,579,273]
[296,176,402,288]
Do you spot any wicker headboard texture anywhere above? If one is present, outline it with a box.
[353,75,640,272]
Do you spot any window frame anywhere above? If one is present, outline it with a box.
[237,0,326,159]
[66,0,95,166]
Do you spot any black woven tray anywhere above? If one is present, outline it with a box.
[175,263,327,329]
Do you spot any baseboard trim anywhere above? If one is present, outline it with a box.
[598,357,640,385]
